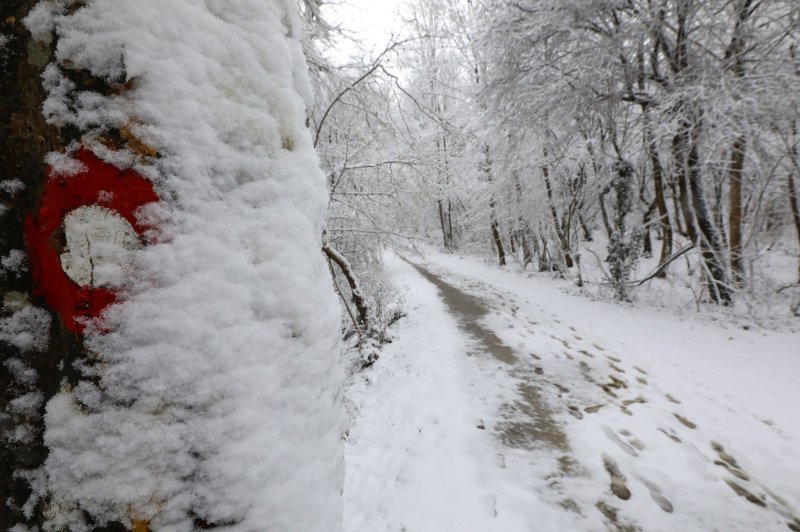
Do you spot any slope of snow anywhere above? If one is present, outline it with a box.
[25,1,344,530]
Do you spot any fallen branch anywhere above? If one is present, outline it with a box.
[633,243,696,286]
[323,242,370,331]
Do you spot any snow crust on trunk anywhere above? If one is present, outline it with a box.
[32,1,343,530]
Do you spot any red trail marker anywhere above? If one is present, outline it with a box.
[25,149,158,333]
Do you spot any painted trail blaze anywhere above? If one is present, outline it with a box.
[25,149,158,333]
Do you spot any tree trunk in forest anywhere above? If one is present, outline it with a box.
[599,186,613,239]
[670,179,685,237]
[668,5,697,244]
[0,4,155,529]
[490,198,506,266]
[643,109,673,276]
[511,172,533,268]
[438,199,453,250]
[541,159,573,268]
[0,4,79,529]
[537,231,553,272]
[5,3,342,530]
[670,58,730,305]
[436,132,456,251]
[727,135,746,283]
[447,200,456,248]
[481,145,505,266]
[789,173,800,284]
[519,230,533,268]
[789,119,800,283]
[724,0,753,285]
[578,213,592,242]
[642,202,655,258]
[684,114,732,305]
[672,132,698,241]
[790,46,800,283]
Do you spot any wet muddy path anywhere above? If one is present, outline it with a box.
[404,258,569,452]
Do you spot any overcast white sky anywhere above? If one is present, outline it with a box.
[321,0,405,63]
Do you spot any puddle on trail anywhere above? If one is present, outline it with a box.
[404,258,568,452]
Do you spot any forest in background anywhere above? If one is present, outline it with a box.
[309,0,800,351]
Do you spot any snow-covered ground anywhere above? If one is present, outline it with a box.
[343,249,800,531]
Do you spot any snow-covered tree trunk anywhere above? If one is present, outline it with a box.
[0,1,68,528]
[3,1,343,530]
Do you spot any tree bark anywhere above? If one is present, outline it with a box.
[599,186,613,239]
[438,199,453,250]
[685,114,732,305]
[0,4,87,529]
[489,198,506,266]
[788,115,800,283]
[672,131,698,241]
[724,0,753,284]
[668,3,698,243]
[727,134,746,282]
[789,173,800,284]
[788,44,800,284]
[642,201,655,258]
[541,158,573,268]
[512,172,533,267]
[643,108,673,276]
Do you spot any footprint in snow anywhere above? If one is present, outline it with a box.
[596,501,639,532]
[634,474,674,513]
[603,455,632,500]
[725,478,767,507]
[622,396,646,407]
[568,405,583,419]
[658,427,682,443]
[665,393,681,404]
[711,441,749,481]
[602,425,639,457]
[673,413,697,429]
[616,430,645,451]
[609,363,626,374]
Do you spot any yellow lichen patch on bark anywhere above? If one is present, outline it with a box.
[120,123,158,158]
[130,520,150,532]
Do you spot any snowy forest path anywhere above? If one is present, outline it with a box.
[344,249,800,531]
[400,257,571,454]
[396,248,800,532]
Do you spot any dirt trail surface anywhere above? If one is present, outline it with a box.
[405,259,516,365]
[343,251,800,532]
[404,258,570,453]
